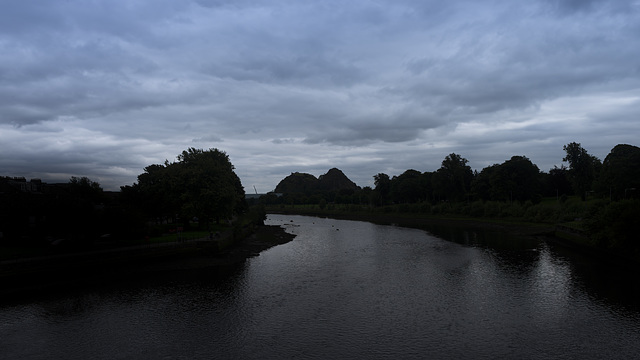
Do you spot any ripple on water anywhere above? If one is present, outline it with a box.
[0,215,639,359]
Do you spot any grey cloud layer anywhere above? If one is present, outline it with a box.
[1,0,639,190]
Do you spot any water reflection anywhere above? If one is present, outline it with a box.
[1,214,639,359]
[421,218,640,315]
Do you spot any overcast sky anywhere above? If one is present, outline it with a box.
[1,0,639,191]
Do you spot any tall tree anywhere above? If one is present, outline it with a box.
[125,148,246,226]
[373,173,391,205]
[595,144,640,200]
[547,165,573,198]
[472,164,500,201]
[499,156,542,203]
[132,164,176,223]
[432,153,473,202]
[173,148,246,224]
[53,177,106,243]
[471,156,541,203]
[390,169,425,204]
[562,142,602,200]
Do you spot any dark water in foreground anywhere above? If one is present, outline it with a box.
[1,214,640,359]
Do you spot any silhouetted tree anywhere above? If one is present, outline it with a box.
[124,148,246,227]
[175,148,246,224]
[501,156,542,202]
[131,164,177,223]
[48,177,106,246]
[390,169,425,203]
[432,153,473,202]
[563,142,602,200]
[373,173,391,205]
[472,164,500,201]
[594,144,640,200]
[471,156,541,203]
[546,165,573,199]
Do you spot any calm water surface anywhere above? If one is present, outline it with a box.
[1,214,639,359]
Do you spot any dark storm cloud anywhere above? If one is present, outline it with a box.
[226,55,366,87]
[0,0,638,191]
[302,109,447,145]
[544,0,636,15]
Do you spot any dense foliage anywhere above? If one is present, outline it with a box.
[0,148,247,253]
[0,176,115,247]
[563,142,603,200]
[2,143,638,259]
[265,143,639,206]
[263,143,640,258]
[594,144,640,200]
[121,148,247,227]
[473,156,542,203]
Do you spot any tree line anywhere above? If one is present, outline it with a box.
[1,143,637,257]
[260,143,639,258]
[261,143,639,206]
[0,148,248,250]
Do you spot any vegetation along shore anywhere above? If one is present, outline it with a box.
[256,142,639,264]
[0,218,295,300]
[2,142,639,298]
[0,148,294,299]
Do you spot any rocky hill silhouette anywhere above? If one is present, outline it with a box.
[274,168,358,194]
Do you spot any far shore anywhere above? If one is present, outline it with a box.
[268,207,640,267]
[269,207,556,238]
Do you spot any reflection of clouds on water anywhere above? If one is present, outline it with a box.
[2,215,640,359]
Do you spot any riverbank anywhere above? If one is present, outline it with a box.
[0,224,296,301]
[268,207,640,266]
[269,207,556,238]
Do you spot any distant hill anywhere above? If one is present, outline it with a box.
[274,172,319,193]
[274,168,358,194]
[318,168,358,191]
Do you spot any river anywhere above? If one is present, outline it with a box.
[1,214,639,359]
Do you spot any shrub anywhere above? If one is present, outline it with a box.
[524,203,559,223]
[584,200,640,253]
[319,199,327,210]
[559,200,587,222]
[500,203,524,218]
[483,202,501,217]
[468,201,485,217]
[419,202,432,214]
